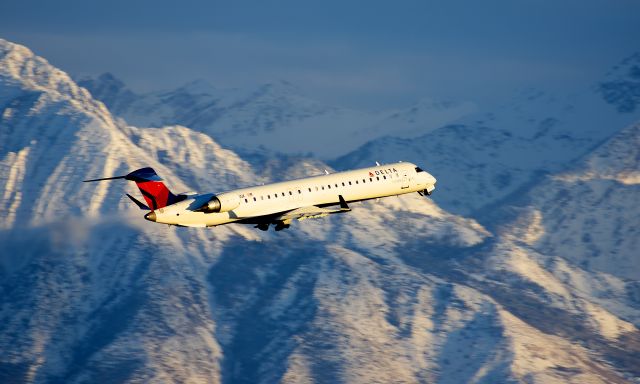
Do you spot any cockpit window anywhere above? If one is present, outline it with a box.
[415,167,424,173]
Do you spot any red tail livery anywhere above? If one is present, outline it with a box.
[84,167,183,210]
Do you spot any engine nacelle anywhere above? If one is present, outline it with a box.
[199,194,240,213]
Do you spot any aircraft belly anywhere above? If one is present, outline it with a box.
[157,210,235,227]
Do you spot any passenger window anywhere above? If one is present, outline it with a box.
[282,192,285,196]
[261,196,264,200]
[349,181,352,185]
[308,188,312,192]
[342,182,345,186]
[369,178,372,182]
[355,180,358,184]
[383,176,386,179]
[322,186,325,190]
[289,191,292,195]
[362,179,366,183]
[244,198,248,203]
[376,177,379,181]
[253,197,257,201]
[328,185,331,189]
[268,195,271,199]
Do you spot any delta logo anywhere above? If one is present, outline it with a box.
[368,168,398,177]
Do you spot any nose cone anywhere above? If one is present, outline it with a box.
[421,171,436,185]
[145,211,156,222]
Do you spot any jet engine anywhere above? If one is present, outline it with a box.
[197,194,240,213]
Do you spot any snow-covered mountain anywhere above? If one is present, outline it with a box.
[334,83,640,216]
[599,52,640,113]
[77,74,475,159]
[2,38,639,384]
[496,122,640,281]
[468,121,640,381]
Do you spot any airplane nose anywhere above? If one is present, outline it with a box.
[145,211,156,222]
[424,172,436,185]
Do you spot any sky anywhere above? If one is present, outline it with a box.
[1,0,639,109]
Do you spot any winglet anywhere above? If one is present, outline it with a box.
[126,193,150,210]
[338,195,350,211]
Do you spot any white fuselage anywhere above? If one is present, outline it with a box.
[151,162,436,227]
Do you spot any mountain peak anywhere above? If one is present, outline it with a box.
[95,72,127,89]
[77,72,137,114]
[261,79,296,89]
[599,52,640,113]
[0,38,96,107]
[254,80,304,97]
[564,122,640,185]
[0,37,34,60]
[174,78,219,95]
[77,72,129,96]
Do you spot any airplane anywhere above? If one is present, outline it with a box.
[83,162,436,231]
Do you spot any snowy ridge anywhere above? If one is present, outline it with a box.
[599,52,640,113]
[1,38,639,383]
[0,39,109,123]
[360,98,477,139]
[512,122,640,281]
[334,86,640,216]
[79,75,476,159]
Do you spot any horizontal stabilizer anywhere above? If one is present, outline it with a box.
[83,167,163,183]
[126,193,150,210]
[83,175,126,182]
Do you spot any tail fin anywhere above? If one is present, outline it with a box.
[84,167,181,210]
[124,167,179,210]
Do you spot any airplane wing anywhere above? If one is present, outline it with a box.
[275,195,351,223]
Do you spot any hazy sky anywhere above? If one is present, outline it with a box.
[1,0,639,109]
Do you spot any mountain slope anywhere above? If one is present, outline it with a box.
[599,52,640,113]
[334,86,640,216]
[1,38,639,383]
[469,122,640,380]
[502,122,640,281]
[78,74,475,159]
[0,38,253,383]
